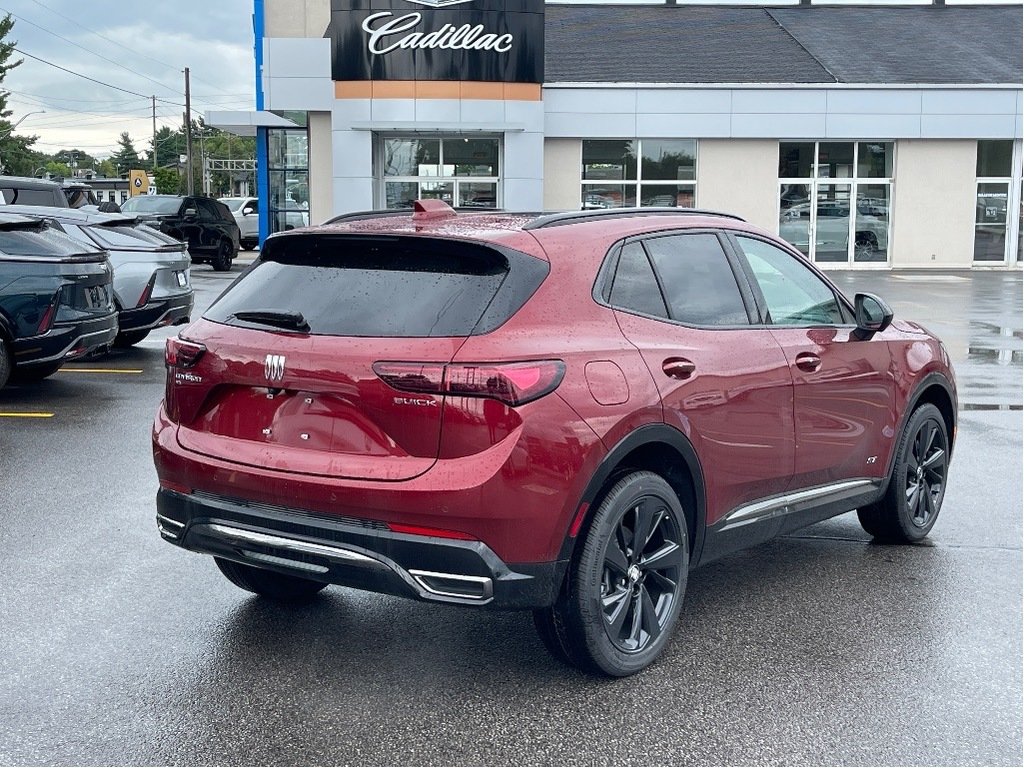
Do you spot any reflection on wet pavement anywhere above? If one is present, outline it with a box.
[828,270,1022,410]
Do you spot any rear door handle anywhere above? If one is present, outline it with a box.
[795,352,822,372]
[662,358,696,379]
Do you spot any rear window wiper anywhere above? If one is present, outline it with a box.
[230,310,310,333]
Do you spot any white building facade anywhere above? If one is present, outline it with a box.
[216,0,1024,269]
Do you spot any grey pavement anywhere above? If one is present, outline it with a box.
[0,266,1020,766]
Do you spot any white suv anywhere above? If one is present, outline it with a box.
[219,197,308,251]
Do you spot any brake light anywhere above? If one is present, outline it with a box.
[164,337,206,368]
[387,522,476,541]
[36,293,60,334]
[373,360,565,407]
[136,275,156,308]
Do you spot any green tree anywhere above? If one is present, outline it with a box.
[44,160,71,178]
[151,125,185,168]
[53,148,97,172]
[110,131,142,175]
[152,166,179,195]
[96,158,117,178]
[0,13,41,176]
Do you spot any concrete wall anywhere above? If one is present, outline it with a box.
[543,139,581,210]
[696,139,779,232]
[308,111,333,225]
[265,0,330,37]
[890,140,978,267]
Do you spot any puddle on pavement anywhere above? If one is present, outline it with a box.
[960,403,1024,411]
[966,347,1023,365]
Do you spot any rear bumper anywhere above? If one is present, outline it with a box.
[11,312,119,365]
[119,292,193,334]
[156,488,565,610]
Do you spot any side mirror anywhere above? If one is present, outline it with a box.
[853,292,893,340]
[242,206,254,216]
[183,207,198,220]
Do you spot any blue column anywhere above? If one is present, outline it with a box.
[253,0,269,246]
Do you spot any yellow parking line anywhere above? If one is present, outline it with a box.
[0,412,55,418]
[58,367,144,374]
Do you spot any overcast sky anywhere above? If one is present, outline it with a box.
[2,0,254,160]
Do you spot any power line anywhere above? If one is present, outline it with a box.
[26,0,254,103]
[0,5,182,98]
[13,47,184,106]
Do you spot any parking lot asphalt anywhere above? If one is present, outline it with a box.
[0,264,1020,766]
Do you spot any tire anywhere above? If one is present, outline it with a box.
[857,403,949,543]
[0,337,11,390]
[214,557,328,603]
[10,360,63,383]
[114,329,150,348]
[211,240,233,272]
[854,233,878,261]
[538,471,689,677]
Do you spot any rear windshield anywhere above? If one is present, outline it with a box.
[121,197,181,214]
[0,225,103,257]
[205,234,547,337]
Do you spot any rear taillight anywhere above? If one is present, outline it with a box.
[165,337,206,368]
[387,522,476,541]
[36,293,60,334]
[164,337,206,423]
[136,275,156,308]
[373,360,565,407]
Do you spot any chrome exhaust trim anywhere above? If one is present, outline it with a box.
[408,569,494,601]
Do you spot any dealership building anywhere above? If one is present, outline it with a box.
[210,0,1023,269]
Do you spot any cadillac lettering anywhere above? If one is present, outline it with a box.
[362,12,514,54]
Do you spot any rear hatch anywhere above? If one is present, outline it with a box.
[170,232,547,481]
[88,219,191,296]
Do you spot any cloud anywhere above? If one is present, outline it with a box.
[3,0,254,158]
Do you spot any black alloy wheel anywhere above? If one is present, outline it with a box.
[534,471,689,676]
[600,496,685,653]
[858,403,949,543]
[211,240,233,272]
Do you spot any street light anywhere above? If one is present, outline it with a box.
[0,111,46,174]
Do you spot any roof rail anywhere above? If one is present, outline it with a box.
[522,207,746,231]
[322,205,509,226]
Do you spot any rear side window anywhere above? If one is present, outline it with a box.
[609,242,668,318]
[205,235,547,337]
[0,187,63,206]
[644,234,749,326]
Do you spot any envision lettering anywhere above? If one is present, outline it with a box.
[361,11,514,55]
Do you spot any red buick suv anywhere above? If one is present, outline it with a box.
[153,202,956,676]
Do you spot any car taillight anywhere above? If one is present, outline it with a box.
[387,522,476,541]
[373,360,565,407]
[164,337,206,368]
[36,293,60,334]
[137,275,156,308]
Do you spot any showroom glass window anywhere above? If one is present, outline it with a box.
[267,113,310,235]
[581,139,696,209]
[974,140,1019,263]
[777,141,893,266]
[379,137,500,209]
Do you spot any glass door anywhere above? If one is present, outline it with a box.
[813,184,852,263]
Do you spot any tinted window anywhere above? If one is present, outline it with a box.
[736,237,846,325]
[0,187,63,206]
[644,234,748,326]
[206,235,545,338]
[121,196,182,214]
[609,242,668,318]
[195,199,220,221]
[0,225,103,257]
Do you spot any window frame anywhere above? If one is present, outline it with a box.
[580,139,698,212]
[974,140,1023,265]
[776,140,895,268]
[593,228,761,330]
[723,231,856,328]
[376,134,502,210]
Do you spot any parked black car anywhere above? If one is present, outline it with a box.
[120,195,240,271]
[0,176,69,207]
[0,214,118,389]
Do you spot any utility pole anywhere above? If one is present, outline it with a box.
[152,96,157,171]
[184,67,194,195]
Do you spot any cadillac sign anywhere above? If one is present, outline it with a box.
[329,0,544,83]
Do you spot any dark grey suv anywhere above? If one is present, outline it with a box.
[120,195,240,271]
